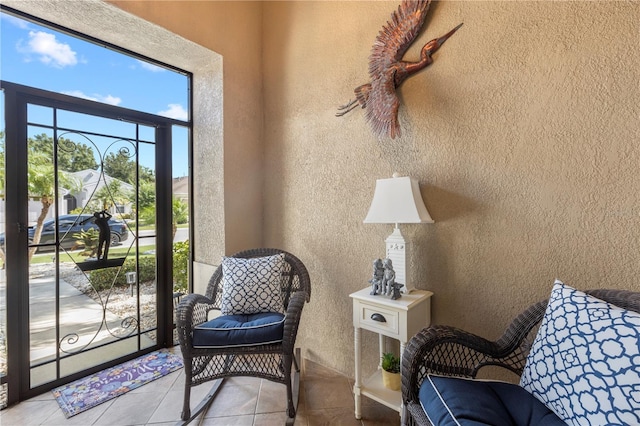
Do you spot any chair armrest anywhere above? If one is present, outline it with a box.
[402,299,548,417]
[402,326,493,391]
[402,325,502,425]
[176,293,217,351]
[282,290,308,351]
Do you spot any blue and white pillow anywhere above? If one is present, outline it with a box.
[220,254,285,315]
[520,280,640,426]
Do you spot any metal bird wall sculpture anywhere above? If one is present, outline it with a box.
[336,0,462,139]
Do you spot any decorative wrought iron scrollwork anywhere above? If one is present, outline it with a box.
[53,132,145,355]
[59,333,81,354]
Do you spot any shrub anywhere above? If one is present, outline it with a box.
[138,206,156,226]
[173,240,189,294]
[72,228,99,257]
[173,198,189,225]
[89,256,155,291]
[88,241,189,293]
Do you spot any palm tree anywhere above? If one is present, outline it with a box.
[27,148,78,261]
[0,133,82,263]
[93,179,131,212]
[27,150,55,259]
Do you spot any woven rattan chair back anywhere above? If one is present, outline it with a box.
[204,248,311,309]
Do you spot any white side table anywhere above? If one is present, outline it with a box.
[350,287,433,423]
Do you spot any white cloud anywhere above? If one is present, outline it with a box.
[137,60,165,73]
[158,104,188,121]
[19,31,78,68]
[62,90,122,106]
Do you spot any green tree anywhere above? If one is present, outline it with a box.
[138,206,155,227]
[92,180,131,211]
[103,150,155,185]
[138,180,156,211]
[29,133,98,172]
[103,151,136,184]
[139,164,155,183]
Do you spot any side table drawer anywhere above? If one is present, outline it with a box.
[355,301,399,338]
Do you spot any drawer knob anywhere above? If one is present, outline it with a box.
[371,313,386,323]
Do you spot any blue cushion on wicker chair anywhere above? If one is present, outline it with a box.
[419,375,565,426]
[192,312,285,348]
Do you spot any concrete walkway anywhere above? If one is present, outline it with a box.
[1,265,154,387]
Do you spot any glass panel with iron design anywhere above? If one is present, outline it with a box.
[26,105,158,387]
[171,125,190,343]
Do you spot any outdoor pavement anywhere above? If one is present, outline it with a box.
[1,266,154,387]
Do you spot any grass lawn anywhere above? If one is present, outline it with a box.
[30,244,156,265]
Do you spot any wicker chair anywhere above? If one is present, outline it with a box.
[176,248,311,425]
[402,289,640,425]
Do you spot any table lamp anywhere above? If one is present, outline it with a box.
[363,173,434,293]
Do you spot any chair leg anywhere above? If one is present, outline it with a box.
[285,348,301,426]
[181,368,192,421]
[177,379,225,426]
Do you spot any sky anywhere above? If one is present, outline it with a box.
[0,11,190,177]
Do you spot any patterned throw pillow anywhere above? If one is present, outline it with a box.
[220,254,285,315]
[520,280,640,426]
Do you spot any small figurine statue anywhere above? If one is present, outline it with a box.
[381,258,396,296]
[390,282,404,300]
[94,209,112,261]
[369,258,384,295]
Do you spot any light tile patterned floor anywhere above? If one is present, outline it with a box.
[0,353,400,425]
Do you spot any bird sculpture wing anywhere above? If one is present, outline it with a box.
[366,0,431,139]
[366,68,402,139]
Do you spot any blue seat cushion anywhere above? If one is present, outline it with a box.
[419,375,566,426]
[192,312,285,348]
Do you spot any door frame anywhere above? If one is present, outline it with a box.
[1,80,185,405]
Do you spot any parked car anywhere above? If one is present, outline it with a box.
[0,214,129,252]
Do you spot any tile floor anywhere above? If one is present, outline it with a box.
[0,352,400,426]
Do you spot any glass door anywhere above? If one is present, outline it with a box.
[1,81,182,404]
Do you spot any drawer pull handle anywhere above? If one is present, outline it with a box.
[371,313,386,323]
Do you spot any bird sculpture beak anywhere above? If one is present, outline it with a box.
[432,22,463,53]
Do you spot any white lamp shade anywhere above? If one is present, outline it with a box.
[363,175,434,224]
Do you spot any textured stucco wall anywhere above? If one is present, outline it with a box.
[36,0,640,380]
[261,1,640,377]
[109,0,265,259]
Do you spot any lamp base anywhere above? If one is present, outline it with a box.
[385,226,412,293]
